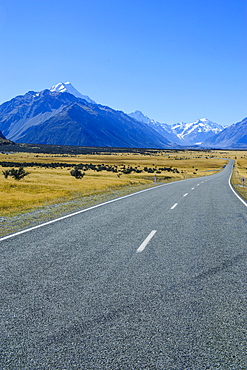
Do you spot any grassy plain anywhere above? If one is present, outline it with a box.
[1,149,237,217]
[230,151,247,200]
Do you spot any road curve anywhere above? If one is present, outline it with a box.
[1,160,246,369]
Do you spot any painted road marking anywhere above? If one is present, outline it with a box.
[136,230,157,253]
[191,187,195,190]
[197,184,200,186]
[170,203,178,209]
[0,183,173,242]
[183,193,188,197]
[228,174,247,208]
[1,168,232,242]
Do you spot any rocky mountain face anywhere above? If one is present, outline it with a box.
[202,117,247,148]
[0,83,245,148]
[0,86,173,148]
[128,111,179,144]
[129,112,224,146]
[171,118,224,145]
[0,130,5,139]
[0,130,13,144]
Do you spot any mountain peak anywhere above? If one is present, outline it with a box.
[196,118,209,123]
[171,118,224,144]
[50,82,96,104]
[128,110,155,125]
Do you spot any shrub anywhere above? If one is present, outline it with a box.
[2,170,10,179]
[70,166,85,179]
[2,167,30,180]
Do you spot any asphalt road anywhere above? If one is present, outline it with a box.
[1,160,247,369]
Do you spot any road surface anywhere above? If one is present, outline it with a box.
[1,160,246,369]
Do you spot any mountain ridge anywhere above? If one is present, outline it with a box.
[50,82,96,104]
[171,118,224,145]
[0,129,13,145]
[0,87,173,148]
[0,83,246,149]
[129,111,225,146]
[202,117,247,148]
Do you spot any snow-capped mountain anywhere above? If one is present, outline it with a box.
[128,110,156,125]
[50,82,96,104]
[128,110,180,144]
[171,118,224,145]
[0,84,173,148]
[0,82,245,148]
[128,112,224,146]
[202,117,247,148]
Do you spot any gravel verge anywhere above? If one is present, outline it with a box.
[0,182,161,238]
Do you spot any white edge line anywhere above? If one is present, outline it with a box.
[0,183,172,242]
[136,230,157,253]
[228,172,247,208]
[2,165,237,243]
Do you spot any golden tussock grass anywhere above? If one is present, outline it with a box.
[0,150,240,217]
[230,151,247,200]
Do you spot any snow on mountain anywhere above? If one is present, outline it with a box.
[0,82,243,148]
[0,89,172,148]
[171,118,224,145]
[50,82,96,104]
[202,117,247,148]
[0,89,75,141]
[128,113,225,146]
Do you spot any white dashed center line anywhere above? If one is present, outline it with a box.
[191,187,195,190]
[170,203,178,209]
[136,230,157,253]
[183,193,188,197]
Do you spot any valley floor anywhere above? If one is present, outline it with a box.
[0,148,246,237]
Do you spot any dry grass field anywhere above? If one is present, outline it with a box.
[1,149,237,217]
[230,151,247,200]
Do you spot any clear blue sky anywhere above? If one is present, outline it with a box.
[0,0,246,125]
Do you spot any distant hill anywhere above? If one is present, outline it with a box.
[128,110,179,144]
[202,117,247,148]
[0,130,13,145]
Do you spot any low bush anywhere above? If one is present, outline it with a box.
[70,166,85,179]
[2,167,30,180]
